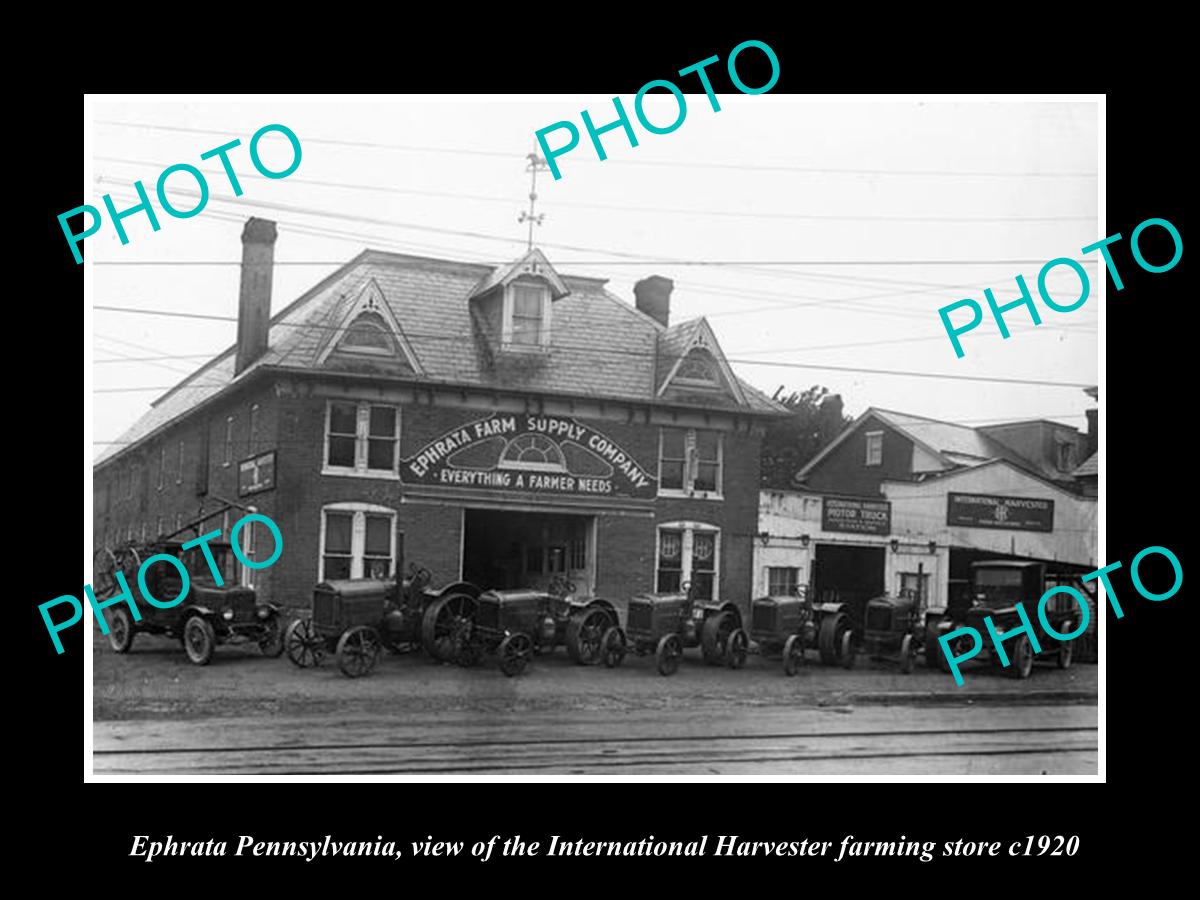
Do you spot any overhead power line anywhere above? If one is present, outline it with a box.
[96,155,1097,223]
[96,119,1098,178]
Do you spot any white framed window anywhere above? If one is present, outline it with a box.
[673,351,722,390]
[899,571,931,602]
[319,502,399,581]
[176,439,185,484]
[768,566,800,596]
[323,400,400,478]
[501,279,551,349]
[223,416,234,467]
[655,522,720,600]
[658,427,723,498]
[1055,440,1074,472]
[157,445,165,490]
[865,430,883,467]
[248,404,260,454]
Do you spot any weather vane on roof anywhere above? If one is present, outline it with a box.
[518,150,548,251]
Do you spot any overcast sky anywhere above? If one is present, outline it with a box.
[89,96,1099,455]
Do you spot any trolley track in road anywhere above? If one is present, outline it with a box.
[93,723,1098,775]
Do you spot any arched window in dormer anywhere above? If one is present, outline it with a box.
[339,312,393,355]
[674,350,721,388]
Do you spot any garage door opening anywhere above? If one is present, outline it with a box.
[812,543,886,608]
[462,509,595,594]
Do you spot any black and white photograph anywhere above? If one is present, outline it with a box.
[83,93,1101,778]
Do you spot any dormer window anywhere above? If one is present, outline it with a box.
[503,280,551,349]
[674,351,721,388]
[341,313,393,355]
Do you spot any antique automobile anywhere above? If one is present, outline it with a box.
[842,588,927,674]
[925,560,1077,678]
[453,579,622,677]
[749,586,817,676]
[600,583,749,676]
[93,532,283,666]
[285,566,482,677]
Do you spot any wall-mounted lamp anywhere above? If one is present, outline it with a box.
[889,538,900,553]
[757,530,771,547]
[928,540,938,555]
[800,534,811,548]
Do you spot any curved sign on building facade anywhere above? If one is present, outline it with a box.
[401,413,658,499]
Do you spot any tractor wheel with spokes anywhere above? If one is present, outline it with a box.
[422,592,477,663]
[655,633,683,676]
[498,633,533,677]
[566,607,610,665]
[783,633,806,676]
[284,618,326,668]
[701,611,737,665]
[336,626,382,678]
[726,628,749,669]
[601,626,627,668]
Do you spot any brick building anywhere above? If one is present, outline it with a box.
[93,218,786,613]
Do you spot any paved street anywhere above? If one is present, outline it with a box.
[92,630,1098,776]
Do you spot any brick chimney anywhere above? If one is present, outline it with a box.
[235,217,277,375]
[634,275,673,327]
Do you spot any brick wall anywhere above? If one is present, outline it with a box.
[803,414,913,497]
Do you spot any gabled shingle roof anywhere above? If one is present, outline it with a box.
[95,248,784,468]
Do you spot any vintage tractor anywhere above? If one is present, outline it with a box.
[924,560,1077,678]
[600,583,749,676]
[749,586,817,676]
[285,566,482,677]
[92,501,284,666]
[842,589,927,674]
[453,579,622,677]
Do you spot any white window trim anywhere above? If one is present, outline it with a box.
[500,280,552,351]
[322,400,402,480]
[655,520,720,600]
[248,404,260,454]
[338,314,395,357]
[865,430,884,467]
[318,502,399,582]
[767,565,801,597]
[657,427,724,500]
[223,416,235,467]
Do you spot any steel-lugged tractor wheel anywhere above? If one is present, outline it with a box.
[1008,634,1034,679]
[701,611,737,665]
[601,626,627,668]
[93,548,120,599]
[107,607,135,654]
[183,615,216,666]
[655,634,682,676]
[498,633,533,677]
[258,614,285,658]
[566,607,610,665]
[336,626,381,678]
[422,592,477,663]
[818,612,849,666]
[783,633,806,676]
[726,628,749,669]
[840,630,857,670]
[285,618,326,668]
[1057,622,1074,670]
[900,634,916,675]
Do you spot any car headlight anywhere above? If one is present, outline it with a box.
[256,607,271,620]
[222,608,235,621]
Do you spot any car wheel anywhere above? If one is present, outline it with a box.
[183,615,216,666]
[1009,634,1034,679]
[107,607,135,654]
